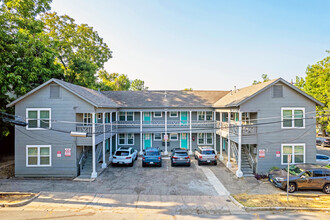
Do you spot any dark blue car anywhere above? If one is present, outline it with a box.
[142,148,162,167]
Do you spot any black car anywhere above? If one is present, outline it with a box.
[170,148,190,167]
[269,164,330,194]
[316,137,330,147]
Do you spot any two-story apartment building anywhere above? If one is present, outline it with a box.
[7,78,323,178]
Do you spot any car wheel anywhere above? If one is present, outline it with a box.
[323,184,330,194]
[187,163,191,167]
[171,161,174,167]
[159,162,162,167]
[214,161,217,166]
[135,155,138,160]
[129,161,133,167]
[287,182,296,193]
[198,160,201,166]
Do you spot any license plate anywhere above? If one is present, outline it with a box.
[207,160,210,162]
[150,162,154,164]
[180,158,184,160]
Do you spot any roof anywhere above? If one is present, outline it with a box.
[7,78,119,108]
[213,78,324,107]
[101,90,229,108]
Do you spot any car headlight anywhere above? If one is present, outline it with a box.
[275,177,285,182]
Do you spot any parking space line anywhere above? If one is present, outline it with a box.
[199,166,230,196]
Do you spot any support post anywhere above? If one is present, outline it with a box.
[91,112,97,178]
[236,111,243,177]
[109,112,112,161]
[115,111,118,151]
[102,112,106,168]
[227,112,232,168]
[213,111,216,153]
[189,111,192,155]
[164,110,168,155]
[219,112,223,160]
[140,111,143,155]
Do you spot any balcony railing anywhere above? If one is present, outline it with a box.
[219,122,257,135]
[76,124,104,135]
[114,120,216,128]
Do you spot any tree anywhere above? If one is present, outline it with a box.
[300,54,330,136]
[42,12,112,88]
[131,79,148,91]
[98,70,131,91]
[0,0,64,137]
[253,74,270,85]
[183,88,193,91]
[294,76,305,89]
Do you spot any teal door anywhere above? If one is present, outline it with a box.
[144,112,151,124]
[181,112,188,125]
[144,133,151,149]
[181,133,188,149]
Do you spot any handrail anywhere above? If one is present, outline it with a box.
[243,145,255,173]
[231,142,238,163]
[95,144,103,163]
[78,149,88,174]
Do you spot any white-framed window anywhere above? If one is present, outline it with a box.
[118,134,134,145]
[281,144,305,165]
[83,113,92,125]
[154,133,162,141]
[170,111,178,117]
[206,111,213,120]
[119,112,134,121]
[170,133,178,141]
[281,108,305,128]
[197,111,213,120]
[198,111,205,120]
[26,108,51,130]
[197,133,213,145]
[26,145,51,167]
[154,112,162,118]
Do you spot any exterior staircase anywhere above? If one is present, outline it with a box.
[241,150,254,176]
[78,150,93,178]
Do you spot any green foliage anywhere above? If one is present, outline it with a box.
[131,79,148,91]
[253,74,270,85]
[294,76,305,89]
[183,88,193,91]
[97,70,131,91]
[269,166,280,172]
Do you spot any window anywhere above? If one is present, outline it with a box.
[222,112,228,122]
[50,85,60,99]
[154,133,162,141]
[198,133,205,144]
[170,112,178,117]
[198,111,205,120]
[281,144,305,164]
[282,108,304,128]
[26,145,51,167]
[206,111,213,120]
[118,134,134,145]
[119,112,134,121]
[83,113,91,125]
[273,85,283,98]
[26,108,51,129]
[170,133,178,141]
[198,133,213,145]
[313,170,324,177]
[154,112,162,118]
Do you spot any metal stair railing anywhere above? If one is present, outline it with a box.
[243,145,256,173]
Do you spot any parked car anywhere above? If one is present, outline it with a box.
[194,146,217,166]
[268,164,330,194]
[316,137,330,147]
[112,147,138,166]
[171,148,190,167]
[142,148,162,167]
[316,154,330,166]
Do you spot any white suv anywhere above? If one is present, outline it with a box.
[112,147,138,166]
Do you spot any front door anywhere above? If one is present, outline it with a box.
[181,133,188,149]
[144,133,151,149]
[181,112,188,125]
[144,112,151,124]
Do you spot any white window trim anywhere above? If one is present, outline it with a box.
[26,108,51,130]
[170,133,178,141]
[118,133,135,145]
[154,112,162,118]
[154,133,162,141]
[197,111,205,121]
[281,107,305,129]
[26,145,52,167]
[197,133,213,145]
[119,112,135,121]
[281,143,306,165]
[169,111,178,117]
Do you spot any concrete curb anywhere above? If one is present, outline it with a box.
[0,192,40,207]
[228,195,245,209]
[244,206,330,212]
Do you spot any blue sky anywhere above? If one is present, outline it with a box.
[51,0,330,90]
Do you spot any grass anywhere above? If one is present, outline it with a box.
[232,193,330,208]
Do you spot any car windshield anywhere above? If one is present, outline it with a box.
[175,152,188,156]
[146,151,160,156]
[202,150,215,155]
[284,165,304,176]
[115,151,129,156]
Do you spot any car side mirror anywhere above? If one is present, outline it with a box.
[301,175,306,179]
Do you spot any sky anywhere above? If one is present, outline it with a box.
[51,0,330,90]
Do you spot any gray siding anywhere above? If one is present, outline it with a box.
[240,83,317,174]
[15,83,95,177]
